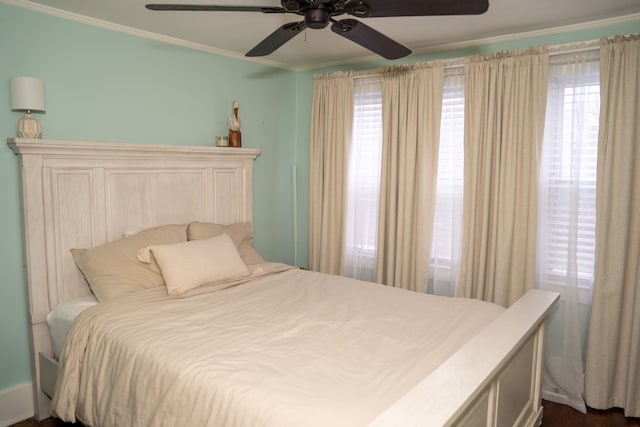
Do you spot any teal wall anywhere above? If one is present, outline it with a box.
[0,2,298,391]
[1,0,638,397]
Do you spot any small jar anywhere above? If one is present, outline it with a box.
[216,136,229,147]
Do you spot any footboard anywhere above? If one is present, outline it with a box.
[371,289,559,427]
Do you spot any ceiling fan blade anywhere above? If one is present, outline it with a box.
[246,21,306,57]
[145,4,286,13]
[345,0,489,17]
[331,19,411,60]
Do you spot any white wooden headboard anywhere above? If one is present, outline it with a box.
[8,137,260,419]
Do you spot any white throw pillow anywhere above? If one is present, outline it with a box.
[148,233,250,296]
[187,222,264,265]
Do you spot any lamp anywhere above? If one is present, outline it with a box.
[10,77,46,138]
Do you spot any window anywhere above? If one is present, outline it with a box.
[538,52,600,294]
[344,71,464,292]
[536,51,599,411]
[429,69,465,295]
[343,76,383,282]
[345,52,600,298]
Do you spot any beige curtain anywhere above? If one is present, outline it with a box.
[457,47,549,307]
[375,64,444,292]
[585,34,640,418]
[309,72,354,274]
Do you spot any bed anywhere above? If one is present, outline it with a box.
[8,137,558,427]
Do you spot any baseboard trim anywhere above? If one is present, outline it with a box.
[0,383,34,426]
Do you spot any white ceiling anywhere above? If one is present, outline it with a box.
[10,0,640,70]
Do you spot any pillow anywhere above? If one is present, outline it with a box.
[70,224,187,302]
[187,222,264,265]
[147,233,250,296]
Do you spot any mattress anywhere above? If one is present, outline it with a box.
[46,296,98,358]
[52,264,505,427]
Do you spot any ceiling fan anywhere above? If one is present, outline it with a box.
[145,0,489,60]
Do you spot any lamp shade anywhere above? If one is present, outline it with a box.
[10,77,46,112]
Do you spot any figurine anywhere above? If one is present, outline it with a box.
[228,100,241,147]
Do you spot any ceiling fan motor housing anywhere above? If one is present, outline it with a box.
[305,5,330,29]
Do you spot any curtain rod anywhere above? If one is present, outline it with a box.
[345,39,601,80]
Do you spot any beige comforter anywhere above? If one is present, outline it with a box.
[52,263,504,427]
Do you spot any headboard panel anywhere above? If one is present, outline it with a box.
[8,138,260,419]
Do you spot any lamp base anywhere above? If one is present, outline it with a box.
[17,113,42,139]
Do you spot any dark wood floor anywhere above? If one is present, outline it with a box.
[540,400,640,427]
[10,400,640,426]
[10,418,76,427]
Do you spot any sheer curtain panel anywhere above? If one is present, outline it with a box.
[537,49,600,413]
[343,76,383,282]
[430,69,465,296]
[375,64,444,292]
[585,34,640,418]
[309,72,354,274]
[458,47,549,307]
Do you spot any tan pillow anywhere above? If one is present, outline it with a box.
[71,224,187,302]
[187,222,264,265]
[148,233,250,296]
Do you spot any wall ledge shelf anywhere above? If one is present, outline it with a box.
[7,138,261,160]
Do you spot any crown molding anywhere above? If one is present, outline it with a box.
[1,0,295,71]
[297,11,640,71]
[410,11,640,56]
[3,0,638,72]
